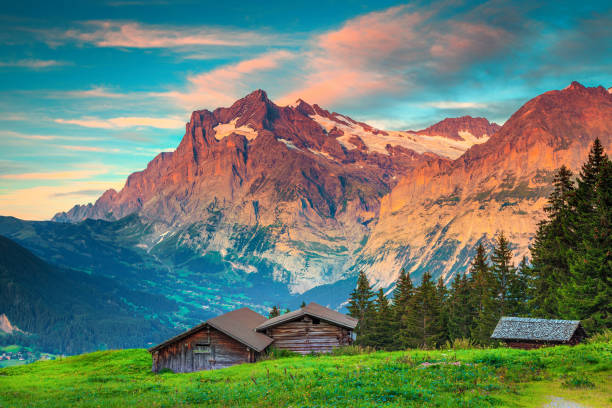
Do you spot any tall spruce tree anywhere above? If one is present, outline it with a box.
[392,268,415,349]
[436,277,450,345]
[490,231,516,317]
[560,139,612,332]
[372,288,393,349]
[347,271,376,346]
[407,272,443,349]
[447,272,474,341]
[469,243,498,344]
[528,165,575,317]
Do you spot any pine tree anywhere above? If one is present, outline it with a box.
[469,243,498,344]
[447,272,473,341]
[407,272,443,349]
[391,268,415,349]
[371,288,393,349]
[560,139,612,332]
[509,256,529,316]
[528,165,575,317]
[436,277,449,345]
[269,305,280,318]
[347,271,376,346]
[490,231,516,317]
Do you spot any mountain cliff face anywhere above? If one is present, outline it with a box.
[359,81,612,287]
[51,82,611,297]
[52,91,492,293]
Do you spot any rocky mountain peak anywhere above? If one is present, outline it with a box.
[414,116,501,141]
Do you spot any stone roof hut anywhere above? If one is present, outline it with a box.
[491,317,586,349]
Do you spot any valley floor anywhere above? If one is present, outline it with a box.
[0,343,610,407]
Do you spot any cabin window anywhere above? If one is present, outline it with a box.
[312,318,320,325]
[194,344,211,354]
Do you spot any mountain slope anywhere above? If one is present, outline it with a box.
[358,82,612,286]
[0,235,176,354]
[51,91,494,293]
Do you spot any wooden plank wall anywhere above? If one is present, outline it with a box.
[266,317,352,354]
[151,325,256,373]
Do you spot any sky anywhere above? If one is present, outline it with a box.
[0,0,611,220]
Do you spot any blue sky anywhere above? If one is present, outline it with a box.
[1,0,611,220]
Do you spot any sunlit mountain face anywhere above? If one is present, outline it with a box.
[0,1,611,334]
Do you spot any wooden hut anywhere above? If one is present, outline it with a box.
[255,302,358,354]
[491,317,586,349]
[148,308,273,373]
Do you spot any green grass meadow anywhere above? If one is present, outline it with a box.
[0,342,610,407]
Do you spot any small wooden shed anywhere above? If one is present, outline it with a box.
[148,308,273,373]
[491,317,586,349]
[255,302,358,354]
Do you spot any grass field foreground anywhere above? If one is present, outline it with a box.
[0,342,610,407]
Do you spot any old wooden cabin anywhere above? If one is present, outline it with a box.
[148,302,357,372]
[255,302,358,354]
[491,317,586,349]
[148,308,273,373]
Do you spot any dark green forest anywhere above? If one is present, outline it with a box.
[0,235,177,354]
[348,139,611,349]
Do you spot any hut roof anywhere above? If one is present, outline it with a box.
[491,317,583,342]
[255,302,358,331]
[149,308,273,353]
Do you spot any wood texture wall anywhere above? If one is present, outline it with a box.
[265,316,353,354]
[151,325,257,373]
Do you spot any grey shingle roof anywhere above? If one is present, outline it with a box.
[491,317,582,342]
[149,308,273,353]
[255,302,358,331]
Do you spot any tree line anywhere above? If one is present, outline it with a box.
[347,139,611,349]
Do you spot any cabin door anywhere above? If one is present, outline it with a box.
[193,344,212,371]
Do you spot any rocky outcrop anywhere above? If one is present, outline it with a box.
[0,313,22,334]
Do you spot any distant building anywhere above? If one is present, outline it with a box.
[491,317,586,349]
[148,302,357,373]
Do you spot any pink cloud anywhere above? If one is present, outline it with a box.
[166,50,296,110]
[55,116,184,129]
[278,4,513,107]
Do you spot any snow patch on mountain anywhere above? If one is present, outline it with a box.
[309,113,488,159]
[213,118,258,141]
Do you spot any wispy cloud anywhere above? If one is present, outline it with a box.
[427,101,487,109]
[0,130,103,141]
[0,59,68,69]
[58,145,121,153]
[54,20,286,49]
[0,168,108,181]
[51,189,106,198]
[55,116,184,129]
[164,50,296,110]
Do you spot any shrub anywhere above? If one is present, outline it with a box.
[562,375,595,388]
[588,329,612,344]
[260,347,299,360]
[445,338,476,350]
[330,345,376,356]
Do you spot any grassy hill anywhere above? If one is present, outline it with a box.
[0,342,610,407]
